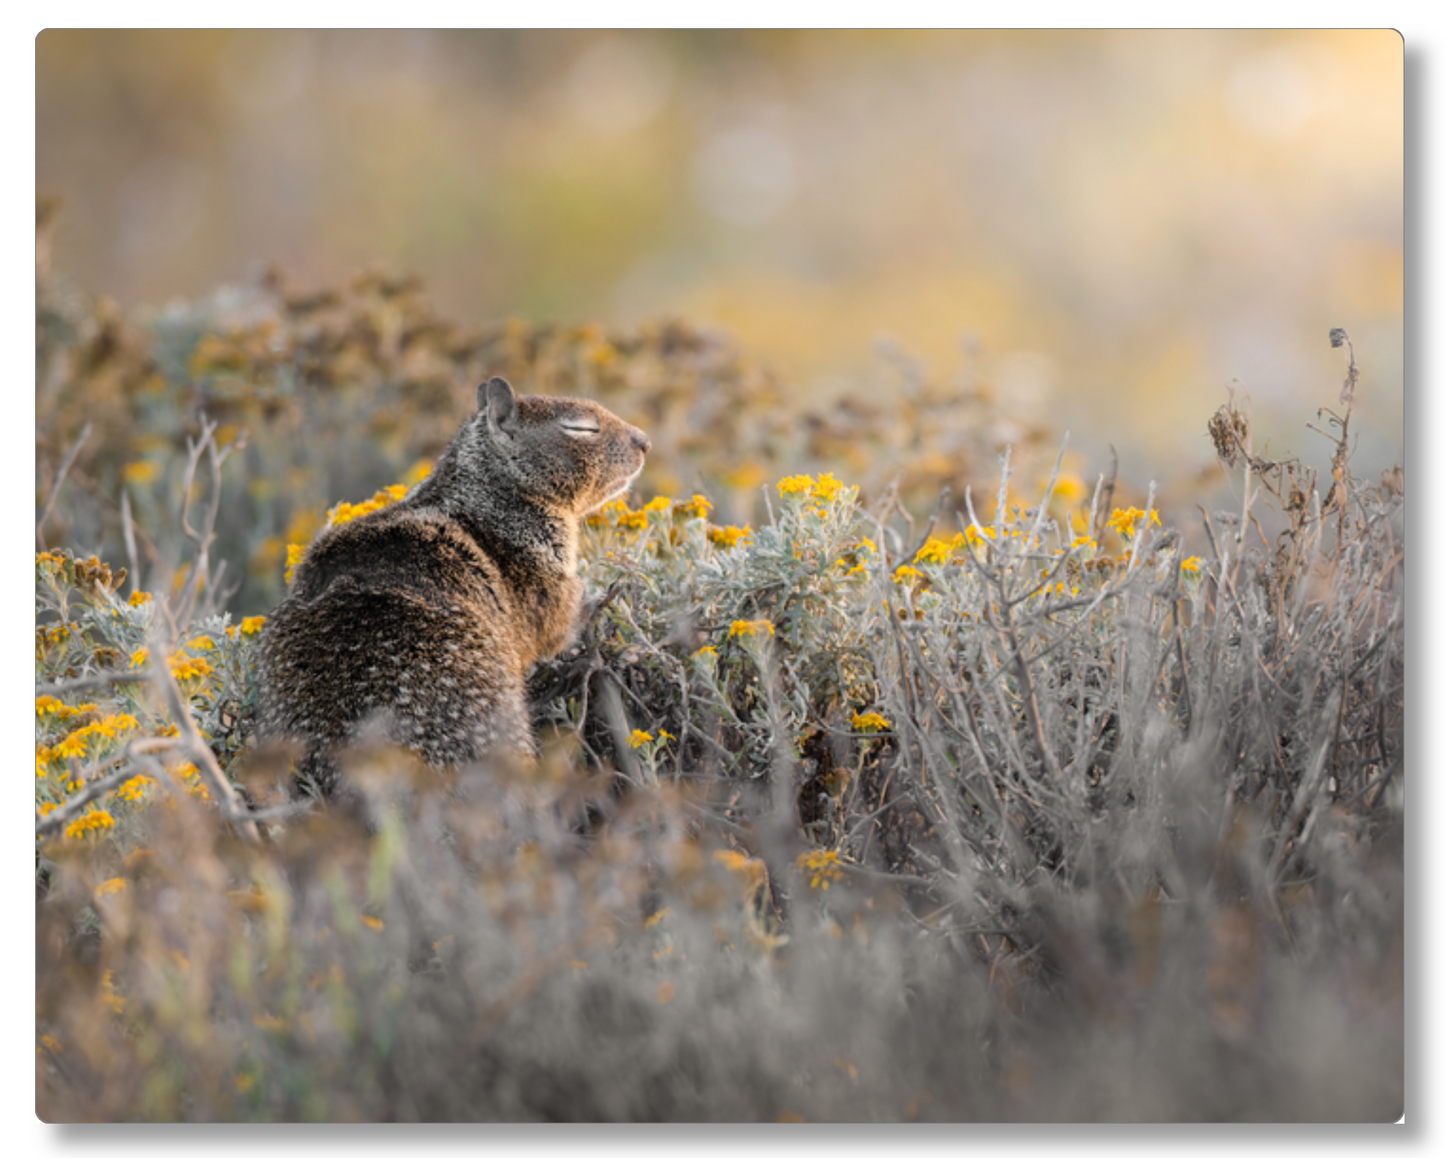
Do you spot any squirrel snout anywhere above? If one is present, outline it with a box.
[631,428,652,455]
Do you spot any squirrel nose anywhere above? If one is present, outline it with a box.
[632,428,651,455]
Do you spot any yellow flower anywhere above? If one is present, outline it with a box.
[777,474,814,497]
[1181,556,1202,576]
[628,729,654,748]
[115,774,155,803]
[642,496,671,514]
[851,711,891,733]
[707,524,751,549]
[1106,507,1162,538]
[89,713,138,740]
[695,645,718,660]
[36,696,96,721]
[963,525,996,549]
[811,473,846,502]
[402,459,433,486]
[52,732,90,761]
[284,543,306,584]
[241,615,266,635]
[586,498,626,527]
[615,505,649,531]
[168,654,213,682]
[64,809,116,840]
[728,619,774,639]
[128,589,152,607]
[94,878,127,899]
[326,485,408,531]
[914,536,958,565]
[893,565,923,583]
[170,762,210,800]
[186,636,215,652]
[797,849,845,890]
[120,461,159,486]
[675,494,714,520]
[1050,474,1087,503]
[129,646,149,668]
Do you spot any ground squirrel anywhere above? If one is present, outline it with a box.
[254,377,650,797]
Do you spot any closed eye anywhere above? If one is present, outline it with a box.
[561,421,600,436]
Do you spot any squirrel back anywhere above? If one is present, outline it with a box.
[254,377,650,796]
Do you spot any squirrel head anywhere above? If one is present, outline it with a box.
[471,377,650,516]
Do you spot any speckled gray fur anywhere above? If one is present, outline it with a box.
[254,377,649,796]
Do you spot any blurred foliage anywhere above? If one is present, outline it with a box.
[36,29,1404,489]
[38,204,1068,619]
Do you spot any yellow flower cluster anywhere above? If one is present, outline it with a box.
[707,525,751,549]
[36,713,139,774]
[95,877,128,899]
[777,472,847,505]
[284,543,306,584]
[628,729,653,748]
[835,537,877,576]
[327,484,410,530]
[1106,507,1161,538]
[170,762,211,801]
[589,497,670,531]
[36,695,97,721]
[798,849,845,890]
[226,615,267,639]
[120,461,159,485]
[1181,556,1202,576]
[851,711,891,734]
[714,848,769,892]
[63,808,116,840]
[914,536,956,565]
[728,619,774,639]
[1050,474,1088,504]
[168,653,213,682]
[114,775,156,804]
[675,494,714,520]
[127,589,152,607]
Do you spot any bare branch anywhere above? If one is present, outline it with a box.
[36,421,92,549]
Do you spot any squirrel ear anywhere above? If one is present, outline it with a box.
[479,377,517,432]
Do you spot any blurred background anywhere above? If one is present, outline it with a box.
[36,28,1403,526]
